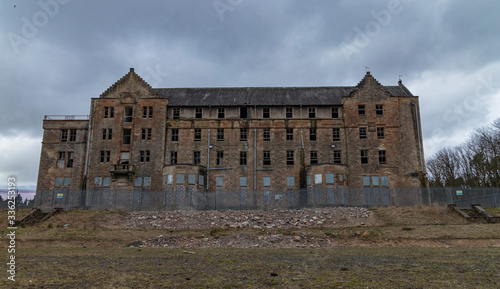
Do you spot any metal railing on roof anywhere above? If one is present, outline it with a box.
[44,115,89,120]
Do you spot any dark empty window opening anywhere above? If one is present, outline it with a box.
[193,151,201,165]
[69,129,76,142]
[142,128,152,140]
[240,107,248,118]
[170,151,177,164]
[263,107,270,118]
[310,128,317,141]
[104,106,114,118]
[100,151,111,163]
[140,150,150,162]
[173,108,180,119]
[376,104,383,116]
[309,107,316,118]
[359,127,367,139]
[361,150,368,164]
[218,108,225,119]
[124,107,133,122]
[216,151,224,166]
[334,150,341,164]
[57,152,65,168]
[123,129,131,145]
[195,108,203,119]
[263,151,271,166]
[171,129,179,142]
[194,129,201,141]
[217,129,224,141]
[287,151,294,165]
[142,106,153,118]
[240,151,247,166]
[286,107,293,118]
[377,127,385,139]
[310,151,318,165]
[60,129,68,142]
[66,152,73,168]
[240,129,248,141]
[286,128,293,141]
[332,107,339,118]
[333,128,340,141]
[263,129,270,141]
[358,105,365,116]
[379,150,387,164]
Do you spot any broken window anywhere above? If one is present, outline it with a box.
[358,105,365,116]
[240,107,248,118]
[359,127,367,139]
[287,151,294,165]
[263,151,271,166]
[57,152,65,168]
[143,106,153,118]
[310,151,318,164]
[66,152,73,168]
[104,106,114,118]
[124,107,133,122]
[100,151,110,162]
[69,129,76,142]
[194,129,201,141]
[216,151,224,166]
[173,108,180,119]
[123,129,131,145]
[377,127,385,139]
[308,107,316,118]
[334,150,341,164]
[170,151,177,164]
[379,150,387,164]
[193,151,201,165]
[286,107,293,118]
[142,128,152,140]
[120,152,130,164]
[332,107,339,118]
[60,129,68,142]
[140,150,150,162]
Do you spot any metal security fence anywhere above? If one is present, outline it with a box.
[427,187,500,208]
[34,186,432,211]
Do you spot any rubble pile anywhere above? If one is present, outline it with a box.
[125,207,370,230]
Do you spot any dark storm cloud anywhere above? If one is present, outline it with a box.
[1,0,500,187]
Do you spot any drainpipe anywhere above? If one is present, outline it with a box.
[207,129,211,192]
[254,128,257,191]
[411,101,424,173]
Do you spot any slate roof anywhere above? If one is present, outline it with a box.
[154,85,412,107]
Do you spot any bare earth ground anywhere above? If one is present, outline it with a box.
[1,206,499,288]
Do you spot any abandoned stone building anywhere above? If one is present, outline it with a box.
[35,68,427,210]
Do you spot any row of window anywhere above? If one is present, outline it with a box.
[169,150,343,166]
[361,150,387,164]
[103,106,153,120]
[171,128,343,142]
[359,127,385,139]
[99,150,151,163]
[358,104,383,116]
[172,107,342,119]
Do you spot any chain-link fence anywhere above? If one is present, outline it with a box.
[426,187,500,208]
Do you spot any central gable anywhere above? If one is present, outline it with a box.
[100,68,159,99]
[348,72,392,102]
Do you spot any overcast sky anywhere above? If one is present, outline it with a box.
[1,0,500,190]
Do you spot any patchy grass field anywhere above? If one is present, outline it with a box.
[1,206,499,288]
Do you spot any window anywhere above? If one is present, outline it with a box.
[140,150,151,162]
[171,129,179,142]
[376,104,383,116]
[263,176,271,187]
[310,151,318,164]
[100,151,111,163]
[361,150,368,164]
[358,105,365,116]
[104,106,114,118]
[173,108,180,119]
[142,128,152,140]
[333,128,340,141]
[332,107,339,118]
[240,129,248,141]
[240,151,247,166]
[102,128,112,140]
[240,177,247,187]
[263,151,271,166]
[123,129,131,145]
[143,106,153,118]
[66,152,73,168]
[286,107,293,118]
[359,127,367,139]
[69,129,76,142]
[124,107,133,122]
[193,151,201,165]
[315,174,322,185]
[57,152,65,168]
[217,128,224,141]
[326,173,334,184]
[218,108,225,119]
[286,128,293,141]
[377,127,385,139]
[286,151,294,165]
[60,129,68,142]
[263,107,270,118]
[216,176,223,187]
[195,108,203,119]
[310,128,317,141]
[287,176,295,187]
[379,150,387,164]
[263,129,270,141]
[240,107,248,118]
[194,129,201,141]
[332,151,341,164]
[309,107,316,118]
[170,151,177,164]
[120,152,130,164]
[216,151,224,166]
